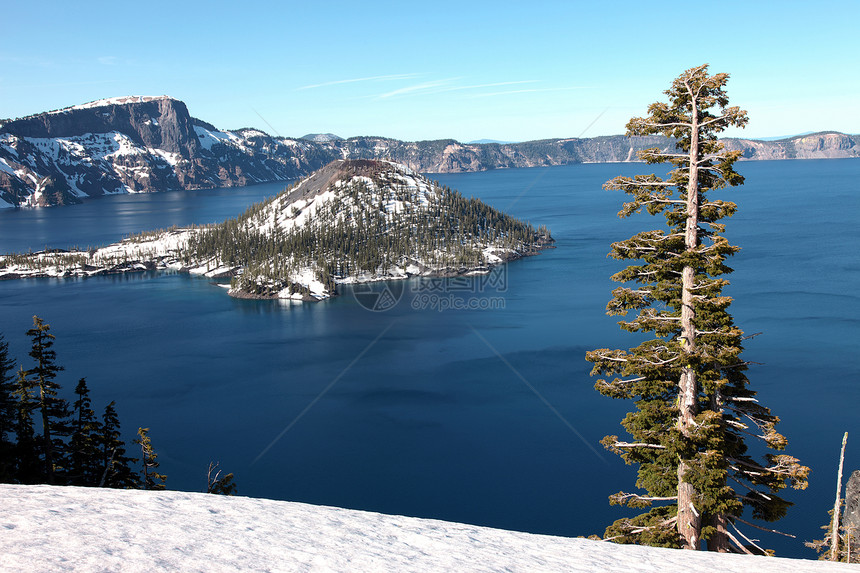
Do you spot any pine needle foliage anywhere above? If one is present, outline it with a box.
[586,65,809,552]
[206,461,238,496]
[135,427,167,491]
[68,378,103,486]
[99,401,138,488]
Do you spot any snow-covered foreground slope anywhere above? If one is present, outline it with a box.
[0,485,851,573]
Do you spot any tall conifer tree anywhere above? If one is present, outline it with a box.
[586,65,809,552]
[0,334,16,481]
[25,316,71,484]
[12,367,41,484]
[69,378,103,486]
[99,401,137,488]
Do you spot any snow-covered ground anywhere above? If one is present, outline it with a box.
[0,485,852,573]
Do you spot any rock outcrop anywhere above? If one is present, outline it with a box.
[845,469,860,533]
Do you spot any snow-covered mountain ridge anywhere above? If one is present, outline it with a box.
[0,96,329,208]
[0,484,851,573]
[2,95,857,208]
[0,160,552,300]
[45,95,171,114]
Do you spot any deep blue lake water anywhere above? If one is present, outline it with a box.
[1,160,858,558]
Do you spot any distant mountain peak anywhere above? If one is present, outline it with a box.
[467,139,515,145]
[300,133,343,143]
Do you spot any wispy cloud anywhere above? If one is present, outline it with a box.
[442,80,538,92]
[377,79,538,99]
[378,78,460,99]
[468,86,596,99]
[469,88,541,98]
[98,56,119,66]
[296,73,421,91]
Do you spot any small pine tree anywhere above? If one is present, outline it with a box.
[206,461,238,496]
[98,401,137,488]
[135,427,166,490]
[68,379,103,486]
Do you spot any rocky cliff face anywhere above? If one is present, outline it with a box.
[333,135,675,173]
[3,96,199,155]
[723,132,860,160]
[1,96,857,208]
[0,96,340,207]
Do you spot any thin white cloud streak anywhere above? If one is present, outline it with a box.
[296,74,421,91]
[470,88,540,98]
[378,78,460,99]
[467,86,597,98]
[433,80,538,94]
[377,79,538,99]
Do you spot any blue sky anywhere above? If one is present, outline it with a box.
[2,1,858,142]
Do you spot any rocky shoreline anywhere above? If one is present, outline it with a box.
[1,240,555,302]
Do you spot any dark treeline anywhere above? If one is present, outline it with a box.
[183,171,552,297]
[0,316,237,493]
[0,317,143,488]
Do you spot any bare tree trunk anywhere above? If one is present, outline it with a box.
[140,440,149,491]
[832,432,848,561]
[707,513,731,552]
[677,462,701,549]
[38,379,55,485]
[98,447,117,487]
[676,90,702,550]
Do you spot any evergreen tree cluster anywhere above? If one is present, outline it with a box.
[2,316,238,495]
[183,161,551,296]
[1,317,141,489]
